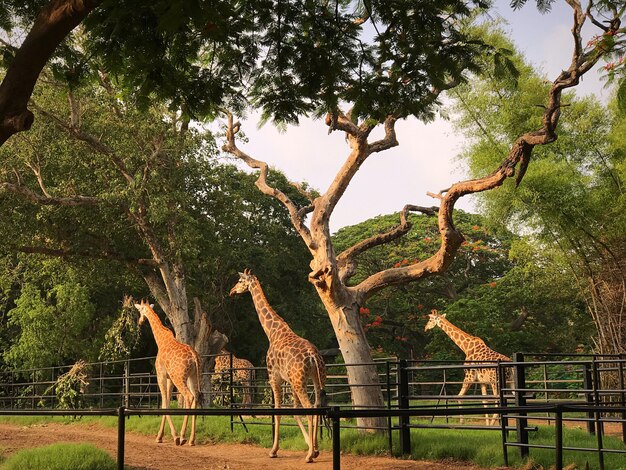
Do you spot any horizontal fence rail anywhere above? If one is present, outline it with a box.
[1,353,625,469]
[1,403,625,470]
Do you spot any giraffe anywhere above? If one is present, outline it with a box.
[424,309,512,425]
[213,349,256,406]
[135,300,201,445]
[229,269,327,463]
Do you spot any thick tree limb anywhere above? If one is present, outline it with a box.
[0,0,101,146]
[352,2,621,301]
[31,101,136,184]
[1,181,99,206]
[337,204,437,283]
[222,112,314,248]
[17,244,156,266]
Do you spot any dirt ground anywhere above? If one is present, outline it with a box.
[0,422,497,470]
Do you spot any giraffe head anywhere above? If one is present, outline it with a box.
[229,269,255,296]
[424,309,445,331]
[134,299,155,326]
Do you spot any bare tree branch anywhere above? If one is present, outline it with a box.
[1,180,99,206]
[221,111,314,247]
[30,101,135,184]
[337,204,437,283]
[16,244,156,266]
[352,2,622,301]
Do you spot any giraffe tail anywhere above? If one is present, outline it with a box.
[319,389,332,439]
[194,352,203,408]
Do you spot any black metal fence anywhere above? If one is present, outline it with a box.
[1,352,625,469]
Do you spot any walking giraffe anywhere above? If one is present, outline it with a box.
[424,309,512,425]
[135,300,201,445]
[213,349,255,406]
[229,269,327,463]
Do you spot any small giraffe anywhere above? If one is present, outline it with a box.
[213,349,256,406]
[424,309,512,425]
[229,269,327,463]
[135,300,201,445]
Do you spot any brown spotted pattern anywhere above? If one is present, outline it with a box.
[229,270,326,463]
[424,310,512,425]
[214,349,255,405]
[135,300,201,445]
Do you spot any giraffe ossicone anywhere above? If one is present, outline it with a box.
[135,300,201,445]
[229,269,327,463]
[425,309,512,426]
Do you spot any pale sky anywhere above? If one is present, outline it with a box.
[227,1,610,233]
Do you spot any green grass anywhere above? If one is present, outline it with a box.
[1,443,116,470]
[0,414,625,469]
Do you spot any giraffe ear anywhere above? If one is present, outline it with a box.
[441,313,446,318]
[238,271,245,277]
[149,304,154,309]
[134,303,141,310]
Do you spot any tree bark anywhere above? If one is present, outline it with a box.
[0,0,101,146]
[316,291,385,428]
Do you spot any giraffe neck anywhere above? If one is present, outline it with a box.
[143,307,176,350]
[437,317,479,356]
[248,279,293,343]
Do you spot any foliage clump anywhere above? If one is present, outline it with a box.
[99,295,141,362]
[45,360,89,410]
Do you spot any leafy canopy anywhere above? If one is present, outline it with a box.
[2,1,504,124]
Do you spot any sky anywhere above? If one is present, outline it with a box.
[227,1,611,233]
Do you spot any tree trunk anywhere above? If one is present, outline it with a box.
[317,291,386,431]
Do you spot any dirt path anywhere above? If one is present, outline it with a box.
[0,422,495,470]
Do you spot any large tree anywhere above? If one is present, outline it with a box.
[223,1,625,428]
[0,71,326,389]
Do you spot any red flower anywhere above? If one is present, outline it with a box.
[471,225,481,230]
[489,282,497,288]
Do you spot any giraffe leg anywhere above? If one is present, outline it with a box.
[178,384,194,446]
[457,372,473,425]
[164,378,181,445]
[180,373,200,447]
[269,377,282,458]
[489,382,499,426]
[480,382,491,425]
[293,385,316,463]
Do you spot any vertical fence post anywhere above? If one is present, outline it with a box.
[100,363,104,409]
[117,406,126,470]
[555,405,563,470]
[498,360,509,467]
[229,352,234,433]
[331,406,341,470]
[397,359,411,455]
[123,360,130,408]
[619,354,626,442]
[583,362,596,435]
[513,352,529,459]
[592,358,605,470]
[50,368,56,408]
[386,361,393,454]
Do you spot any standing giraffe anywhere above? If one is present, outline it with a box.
[229,269,327,463]
[213,349,256,406]
[135,300,201,445]
[424,309,512,425]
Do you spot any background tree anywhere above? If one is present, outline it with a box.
[452,27,626,354]
[223,1,625,428]
[333,211,592,359]
[0,71,326,385]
